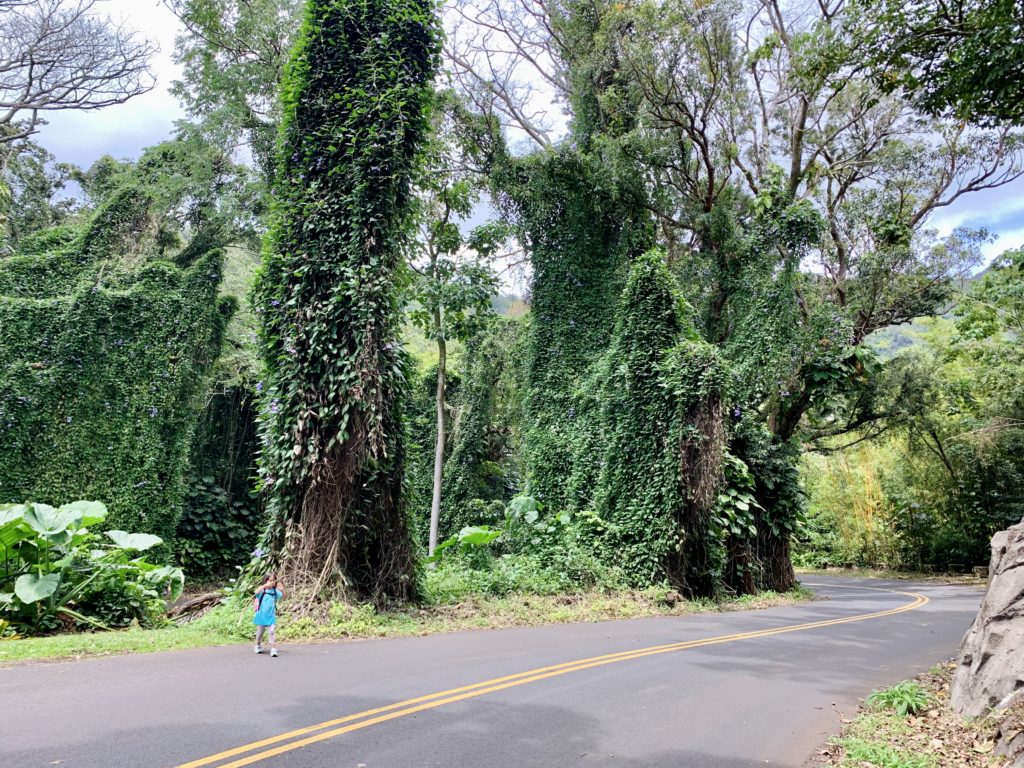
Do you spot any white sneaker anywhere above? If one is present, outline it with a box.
[270,648,278,657]
[254,645,263,654]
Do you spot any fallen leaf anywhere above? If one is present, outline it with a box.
[973,740,994,753]
[929,739,943,750]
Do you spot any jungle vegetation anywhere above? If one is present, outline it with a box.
[1,0,1022,633]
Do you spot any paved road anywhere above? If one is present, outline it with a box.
[0,576,980,768]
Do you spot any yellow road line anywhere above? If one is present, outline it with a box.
[176,583,927,768]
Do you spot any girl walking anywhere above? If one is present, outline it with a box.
[253,573,283,657]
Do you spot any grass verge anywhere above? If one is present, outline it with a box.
[822,663,1022,768]
[796,566,986,586]
[0,584,811,665]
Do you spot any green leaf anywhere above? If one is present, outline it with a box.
[14,573,60,604]
[457,526,502,548]
[23,503,79,538]
[0,504,30,549]
[58,501,107,527]
[106,530,163,551]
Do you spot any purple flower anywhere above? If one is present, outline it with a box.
[269,399,281,414]
[256,381,264,393]
[270,300,281,307]
[148,406,159,418]
[251,547,265,559]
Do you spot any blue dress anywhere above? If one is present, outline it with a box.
[253,588,281,626]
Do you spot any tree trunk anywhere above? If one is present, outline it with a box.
[428,333,446,556]
[759,525,797,592]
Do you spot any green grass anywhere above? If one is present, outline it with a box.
[0,605,251,664]
[832,712,938,768]
[795,566,986,585]
[0,579,812,665]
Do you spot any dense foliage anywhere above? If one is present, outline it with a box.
[441,317,526,537]
[253,0,440,601]
[799,253,1024,571]
[2,0,1023,630]
[498,148,651,512]
[860,0,1024,125]
[0,501,183,637]
[595,252,726,595]
[0,189,233,547]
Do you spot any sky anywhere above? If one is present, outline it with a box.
[31,0,1024,266]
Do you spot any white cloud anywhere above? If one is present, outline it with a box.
[927,177,1024,236]
[982,225,1024,260]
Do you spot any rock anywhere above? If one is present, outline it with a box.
[993,690,1024,764]
[660,590,683,607]
[951,519,1024,720]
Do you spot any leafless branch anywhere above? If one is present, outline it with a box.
[0,0,156,143]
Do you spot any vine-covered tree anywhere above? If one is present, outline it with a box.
[596,251,726,596]
[254,0,439,601]
[448,0,1024,592]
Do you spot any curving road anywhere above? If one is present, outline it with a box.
[0,576,981,768]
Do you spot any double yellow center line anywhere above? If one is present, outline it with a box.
[176,583,927,768]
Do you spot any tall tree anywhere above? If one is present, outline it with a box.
[0,0,155,145]
[164,0,304,180]
[448,0,1024,591]
[254,0,440,601]
[408,177,501,556]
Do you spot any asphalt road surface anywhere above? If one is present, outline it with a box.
[0,576,981,768]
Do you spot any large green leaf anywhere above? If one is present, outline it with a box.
[0,504,26,526]
[0,592,13,607]
[0,504,31,550]
[106,530,163,551]
[23,503,79,539]
[58,501,107,527]
[14,573,60,604]
[458,526,502,548]
[149,566,185,601]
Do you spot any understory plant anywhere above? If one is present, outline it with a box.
[0,501,183,636]
[866,681,932,717]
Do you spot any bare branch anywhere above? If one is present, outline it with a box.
[0,0,156,143]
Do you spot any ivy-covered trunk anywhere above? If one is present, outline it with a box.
[254,0,439,602]
[595,252,727,597]
[496,150,650,513]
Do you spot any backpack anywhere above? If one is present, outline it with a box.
[255,588,276,612]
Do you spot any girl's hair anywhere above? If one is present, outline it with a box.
[264,571,278,584]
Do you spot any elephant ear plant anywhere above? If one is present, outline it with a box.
[0,501,184,637]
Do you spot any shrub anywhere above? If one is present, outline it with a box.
[866,681,931,716]
[0,501,183,636]
[176,474,260,581]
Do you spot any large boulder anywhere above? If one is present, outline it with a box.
[951,519,1024,720]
